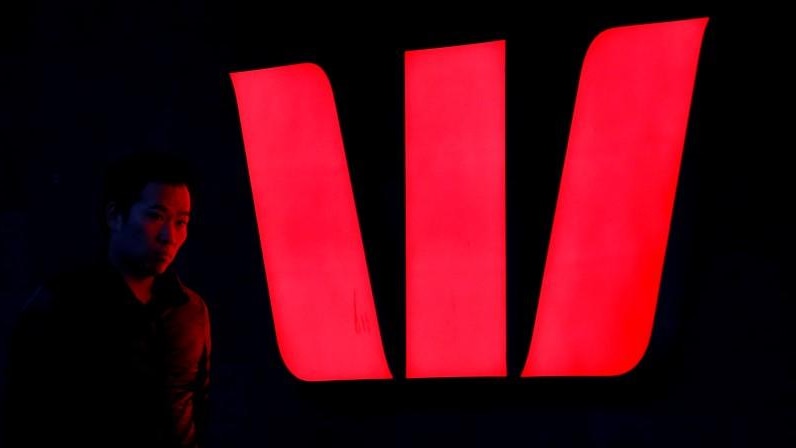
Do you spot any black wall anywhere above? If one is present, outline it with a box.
[1,4,793,447]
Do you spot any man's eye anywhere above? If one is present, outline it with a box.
[176,220,189,227]
[146,212,165,221]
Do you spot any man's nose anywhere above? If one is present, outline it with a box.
[157,222,176,244]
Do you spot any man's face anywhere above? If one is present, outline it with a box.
[110,182,191,276]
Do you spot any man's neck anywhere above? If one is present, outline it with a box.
[122,274,155,305]
[108,253,156,304]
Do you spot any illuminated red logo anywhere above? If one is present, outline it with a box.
[230,18,708,381]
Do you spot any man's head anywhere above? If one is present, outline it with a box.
[103,151,196,277]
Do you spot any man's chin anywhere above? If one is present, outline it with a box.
[153,262,172,275]
[141,260,171,276]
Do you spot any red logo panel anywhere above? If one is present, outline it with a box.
[230,17,708,381]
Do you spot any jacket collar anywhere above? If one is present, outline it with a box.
[99,258,189,307]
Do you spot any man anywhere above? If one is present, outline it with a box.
[4,151,211,448]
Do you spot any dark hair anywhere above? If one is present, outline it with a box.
[102,150,197,218]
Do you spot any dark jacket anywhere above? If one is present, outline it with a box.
[3,260,211,448]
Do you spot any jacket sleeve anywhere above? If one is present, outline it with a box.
[168,291,212,448]
[193,300,211,447]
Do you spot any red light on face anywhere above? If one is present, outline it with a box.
[405,40,506,378]
[231,64,392,381]
[522,18,708,376]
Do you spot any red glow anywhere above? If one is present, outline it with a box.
[522,18,708,376]
[230,64,392,381]
[405,41,506,378]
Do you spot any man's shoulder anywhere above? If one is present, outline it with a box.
[171,278,211,343]
[13,263,96,329]
[179,282,208,309]
[22,263,96,311]
[37,260,108,297]
[173,277,210,319]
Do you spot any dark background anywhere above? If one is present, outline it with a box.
[1,3,793,447]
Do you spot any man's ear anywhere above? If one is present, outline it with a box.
[106,202,123,232]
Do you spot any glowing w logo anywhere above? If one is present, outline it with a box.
[230,18,708,381]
